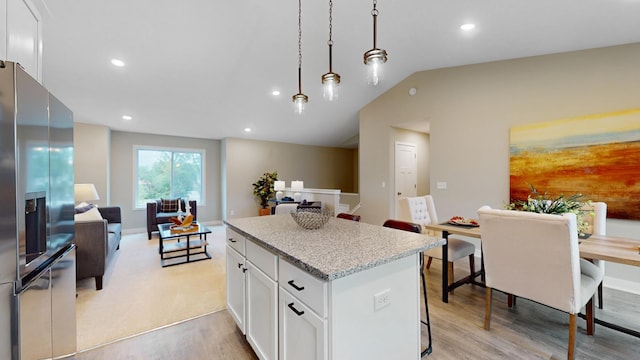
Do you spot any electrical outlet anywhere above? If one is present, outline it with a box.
[230,209,235,215]
[373,289,391,311]
[436,181,447,190]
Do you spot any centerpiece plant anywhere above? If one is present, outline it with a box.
[252,171,278,209]
[506,184,591,236]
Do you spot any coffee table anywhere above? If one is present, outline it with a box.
[157,221,212,267]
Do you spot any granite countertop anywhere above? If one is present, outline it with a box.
[224,215,444,281]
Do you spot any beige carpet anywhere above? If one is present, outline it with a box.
[75,225,227,351]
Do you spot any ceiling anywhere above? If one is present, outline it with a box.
[38,0,640,148]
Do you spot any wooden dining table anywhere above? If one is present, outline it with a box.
[425,222,640,337]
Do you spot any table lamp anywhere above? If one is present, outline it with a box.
[274,181,286,201]
[291,180,304,202]
[74,183,100,205]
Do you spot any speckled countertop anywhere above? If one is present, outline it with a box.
[224,215,444,281]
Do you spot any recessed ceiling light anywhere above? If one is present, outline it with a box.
[122,115,132,120]
[111,59,125,67]
[460,23,476,31]
[272,90,280,96]
[244,128,252,132]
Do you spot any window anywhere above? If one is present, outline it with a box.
[135,147,204,208]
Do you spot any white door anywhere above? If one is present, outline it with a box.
[395,142,417,204]
[279,288,327,360]
[226,246,246,334]
[246,261,278,360]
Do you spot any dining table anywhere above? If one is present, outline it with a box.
[425,222,640,337]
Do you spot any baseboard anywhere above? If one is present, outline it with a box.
[123,220,224,236]
[603,276,640,295]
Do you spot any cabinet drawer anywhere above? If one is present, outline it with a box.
[279,258,327,318]
[226,228,246,255]
[246,239,278,280]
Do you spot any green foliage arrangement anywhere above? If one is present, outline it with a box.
[506,184,591,236]
[252,171,278,208]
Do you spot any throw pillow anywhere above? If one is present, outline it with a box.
[74,203,94,214]
[160,198,180,212]
[74,206,103,222]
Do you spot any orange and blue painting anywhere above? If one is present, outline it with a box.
[510,108,640,220]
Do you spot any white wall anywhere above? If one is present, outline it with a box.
[360,43,640,286]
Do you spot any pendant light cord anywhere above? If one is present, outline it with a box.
[298,0,303,94]
[372,0,378,49]
[328,0,334,72]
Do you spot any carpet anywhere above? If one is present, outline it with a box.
[75,225,227,351]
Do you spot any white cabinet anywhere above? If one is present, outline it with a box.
[226,229,278,360]
[226,229,246,333]
[246,261,278,360]
[278,258,328,360]
[225,226,420,360]
[4,0,43,81]
[226,245,246,333]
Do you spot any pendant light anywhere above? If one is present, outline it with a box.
[363,0,388,86]
[321,0,340,101]
[292,0,308,115]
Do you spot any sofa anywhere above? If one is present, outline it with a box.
[75,206,122,290]
[146,199,197,239]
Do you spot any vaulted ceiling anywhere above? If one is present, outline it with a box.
[40,0,640,148]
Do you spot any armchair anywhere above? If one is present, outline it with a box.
[477,206,602,360]
[146,199,197,239]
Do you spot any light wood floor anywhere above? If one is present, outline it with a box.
[71,257,640,360]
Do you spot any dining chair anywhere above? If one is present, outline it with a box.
[382,219,433,356]
[336,212,361,222]
[477,206,602,360]
[580,202,607,308]
[397,195,476,294]
[274,203,298,215]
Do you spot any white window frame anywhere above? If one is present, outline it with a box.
[133,145,206,209]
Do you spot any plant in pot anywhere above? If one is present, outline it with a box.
[252,171,278,215]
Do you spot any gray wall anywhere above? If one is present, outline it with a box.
[109,131,222,231]
[74,126,357,230]
[360,43,640,288]
[223,137,357,219]
[74,123,110,207]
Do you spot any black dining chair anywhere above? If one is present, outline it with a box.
[336,212,361,222]
[382,219,433,356]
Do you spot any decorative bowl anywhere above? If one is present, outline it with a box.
[290,209,332,230]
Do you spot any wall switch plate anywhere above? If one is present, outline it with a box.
[436,181,447,190]
[374,289,391,311]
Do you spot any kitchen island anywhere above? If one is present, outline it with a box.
[224,215,444,360]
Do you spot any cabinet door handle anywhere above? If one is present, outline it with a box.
[242,267,248,273]
[237,263,243,268]
[229,238,237,243]
[287,280,305,291]
[287,302,305,316]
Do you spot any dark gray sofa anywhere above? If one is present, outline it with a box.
[75,206,122,290]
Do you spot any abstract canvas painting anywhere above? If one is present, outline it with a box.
[510,108,640,220]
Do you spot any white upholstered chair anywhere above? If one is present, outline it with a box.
[397,195,476,293]
[477,206,602,360]
[274,203,298,215]
[580,202,607,308]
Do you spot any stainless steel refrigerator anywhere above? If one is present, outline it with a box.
[0,60,76,359]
